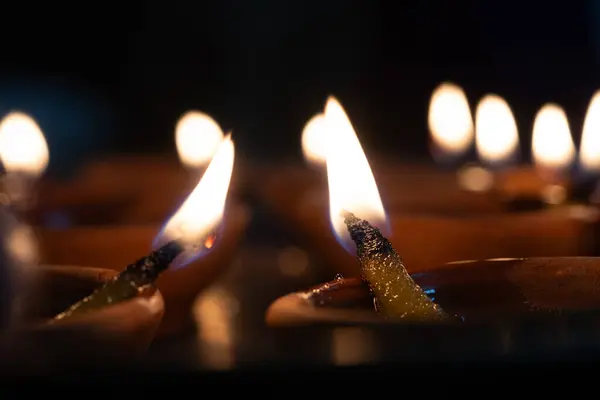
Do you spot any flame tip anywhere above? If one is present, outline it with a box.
[479,93,502,102]
[435,81,461,89]
[5,111,27,117]
[180,109,214,118]
[1,111,39,124]
[325,95,340,107]
[538,102,564,113]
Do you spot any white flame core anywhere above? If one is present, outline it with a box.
[175,111,224,169]
[475,94,519,165]
[154,135,235,267]
[428,82,474,157]
[323,96,388,253]
[0,112,49,176]
[531,103,575,171]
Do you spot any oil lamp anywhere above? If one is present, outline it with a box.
[56,135,236,319]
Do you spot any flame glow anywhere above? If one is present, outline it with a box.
[154,135,235,268]
[428,82,474,159]
[175,111,224,169]
[531,103,575,171]
[323,96,388,254]
[0,112,49,176]
[580,91,600,173]
[301,113,328,165]
[474,94,519,165]
[204,233,216,249]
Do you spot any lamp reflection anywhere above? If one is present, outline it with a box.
[193,286,239,370]
[277,246,309,278]
[331,327,377,366]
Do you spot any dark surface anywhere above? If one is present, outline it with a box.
[142,206,600,370]
[145,259,600,370]
[7,359,600,390]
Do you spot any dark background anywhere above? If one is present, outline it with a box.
[0,0,597,176]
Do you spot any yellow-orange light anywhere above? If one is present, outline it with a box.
[323,96,388,253]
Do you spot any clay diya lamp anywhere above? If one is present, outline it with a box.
[266,257,600,363]
[294,204,597,277]
[31,153,256,226]
[34,137,249,338]
[0,265,164,371]
[35,203,249,337]
[31,155,190,225]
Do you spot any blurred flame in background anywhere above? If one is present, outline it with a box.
[323,96,388,254]
[0,112,45,326]
[301,113,328,166]
[154,135,235,268]
[474,94,520,166]
[175,111,224,169]
[0,112,49,177]
[531,103,575,171]
[531,103,574,205]
[428,82,474,161]
[455,94,519,193]
[580,91,600,174]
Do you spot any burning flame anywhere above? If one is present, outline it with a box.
[474,94,519,166]
[301,113,327,165]
[323,96,388,253]
[428,82,474,159]
[579,91,600,173]
[0,112,49,177]
[531,103,575,171]
[175,111,224,169]
[154,135,235,268]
